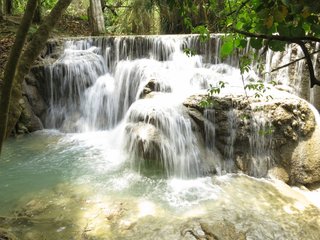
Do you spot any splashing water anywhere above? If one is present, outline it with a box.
[1,35,320,239]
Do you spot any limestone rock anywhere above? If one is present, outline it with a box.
[181,220,246,240]
[140,79,172,98]
[124,96,220,177]
[17,96,44,134]
[23,77,47,118]
[200,221,246,240]
[268,167,290,183]
[289,125,320,185]
[183,94,320,184]
[125,122,162,162]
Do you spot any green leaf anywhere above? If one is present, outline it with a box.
[291,4,303,14]
[302,22,311,33]
[255,3,265,12]
[226,18,233,27]
[250,38,263,49]
[311,24,320,35]
[220,37,234,58]
[290,26,305,37]
[269,40,286,52]
[274,9,285,22]
[258,9,269,18]
[238,39,248,48]
[192,25,210,42]
[277,24,290,36]
[236,21,244,29]
[306,16,319,24]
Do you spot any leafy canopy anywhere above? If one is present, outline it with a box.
[221,0,320,54]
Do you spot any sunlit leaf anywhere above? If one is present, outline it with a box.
[236,21,244,29]
[220,36,234,58]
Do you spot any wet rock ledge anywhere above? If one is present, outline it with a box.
[183,94,320,185]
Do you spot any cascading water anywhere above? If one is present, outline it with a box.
[45,46,107,131]
[265,42,320,108]
[41,35,247,178]
[248,110,273,177]
[223,109,237,173]
[1,35,320,239]
[124,96,201,178]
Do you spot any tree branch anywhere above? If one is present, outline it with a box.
[270,49,320,73]
[232,28,320,87]
[295,40,320,87]
[232,28,320,43]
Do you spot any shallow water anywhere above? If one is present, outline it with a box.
[1,130,320,239]
[1,35,320,239]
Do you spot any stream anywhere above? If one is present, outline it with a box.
[1,35,320,239]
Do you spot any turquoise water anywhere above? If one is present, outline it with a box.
[1,130,320,239]
[0,130,218,213]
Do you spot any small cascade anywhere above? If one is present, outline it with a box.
[248,112,273,177]
[293,48,309,99]
[223,109,237,173]
[44,47,107,131]
[310,42,320,108]
[265,45,292,85]
[123,96,202,178]
[204,109,215,151]
[264,43,320,108]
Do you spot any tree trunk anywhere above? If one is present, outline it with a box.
[0,0,38,154]
[33,0,42,23]
[89,0,105,35]
[4,0,12,15]
[100,0,106,11]
[0,0,73,154]
[0,0,3,20]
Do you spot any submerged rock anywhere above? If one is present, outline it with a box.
[0,228,17,240]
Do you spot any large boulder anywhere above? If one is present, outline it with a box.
[183,94,320,185]
[139,79,172,99]
[23,73,48,120]
[16,97,43,134]
[123,94,221,178]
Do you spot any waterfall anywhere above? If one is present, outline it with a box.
[45,46,107,131]
[223,109,237,173]
[124,96,202,178]
[39,34,313,179]
[248,111,273,177]
[264,42,320,107]
[311,42,320,108]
